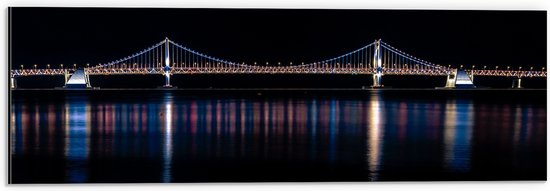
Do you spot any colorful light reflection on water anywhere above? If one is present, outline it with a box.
[10,90,547,183]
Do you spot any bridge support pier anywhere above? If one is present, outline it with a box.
[371,73,383,88]
[10,77,16,89]
[64,71,71,86]
[512,77,522,89]
[84,71,92,88]
[441,69,475,89]
[64,69,92,89]
[444,69,458,88]
[164,72,172,87]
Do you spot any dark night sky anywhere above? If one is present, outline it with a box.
[10,8,547,70]
[8,8,547,88]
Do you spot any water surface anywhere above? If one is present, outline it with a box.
[10,89,547,183]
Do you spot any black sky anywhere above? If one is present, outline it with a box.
[9,8,547,70]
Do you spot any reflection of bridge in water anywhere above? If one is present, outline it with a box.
[10,38,546,89]
[11,91,546,182]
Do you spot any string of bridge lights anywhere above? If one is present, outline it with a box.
[298,41,377,68]
[167,39,250,68]
[13,38,546,77]
[95,40,166,69]
[379,41,445,70]
[93,38,454,73]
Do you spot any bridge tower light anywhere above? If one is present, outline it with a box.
[542,67,545,71]
[163,37,172,88]
[484,65,487,69]
[20,65,23,69]
[507,66,510,70]
[371,39,384,87]
[495,66,499,70]
[60,64,63,69]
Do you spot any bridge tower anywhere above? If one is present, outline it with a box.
[371,39,383,88]
[163,37,172,88]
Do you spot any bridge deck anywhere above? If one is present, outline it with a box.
[10,68,546,77]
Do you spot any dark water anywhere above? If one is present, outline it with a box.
[9,89,547,183]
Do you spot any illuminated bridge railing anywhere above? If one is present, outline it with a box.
[85,67,165,75]
[12,67,546,78]
[170,67,451,75]
[10,69,73,77]
[83,66,451,75]
[9,37,545,79]
[383,68,450,76]
[169,66,379,74]
[466,70,547,78]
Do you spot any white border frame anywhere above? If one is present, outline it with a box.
[1,0,548,191]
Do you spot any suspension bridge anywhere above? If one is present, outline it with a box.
[10,37,547,89]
